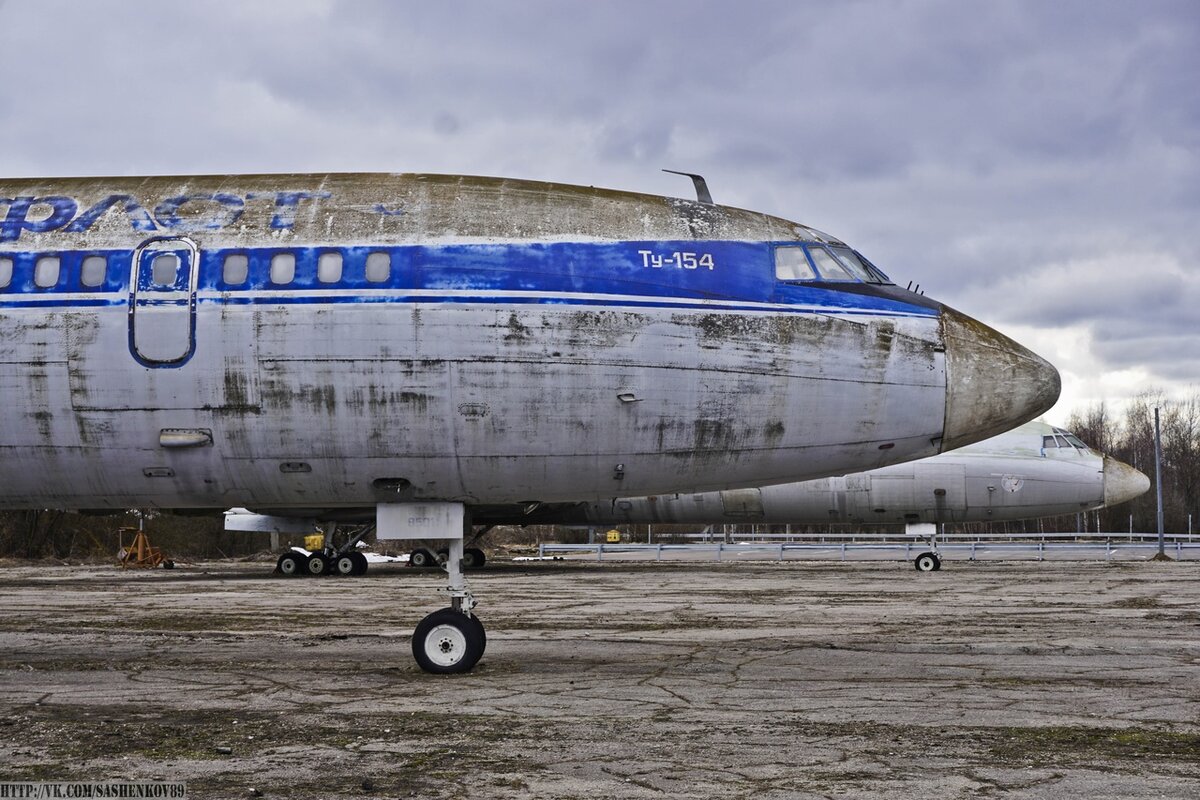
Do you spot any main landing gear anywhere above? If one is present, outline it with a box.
[409,525,492,572]
[408,545,487,570]
[275,523,372,577]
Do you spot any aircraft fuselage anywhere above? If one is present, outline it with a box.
[523,422,1148,528]
[0,173,1059,514]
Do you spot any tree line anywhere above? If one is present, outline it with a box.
[1061,389,1198,536]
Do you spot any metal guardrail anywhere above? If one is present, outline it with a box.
[537,540,1200,562]
[675,531,1199,543]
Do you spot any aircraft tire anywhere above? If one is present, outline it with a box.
[333,554,356,576]
[914,552,940,572]
[350,552,369,576]
[466,613,486,656]
[305,553,330,577]
[277,552,303,577]
[462,547,487,570]
[411,608,485,674]
[409,548,436,568]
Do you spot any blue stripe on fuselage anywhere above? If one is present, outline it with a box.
[0,240,937,317]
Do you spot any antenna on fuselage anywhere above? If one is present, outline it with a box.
[662,169,714,205]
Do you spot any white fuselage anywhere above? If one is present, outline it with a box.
[0,173,1059,514]
[537,422,1148,527]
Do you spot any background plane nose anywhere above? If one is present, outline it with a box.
[940,307,1061,451]
[1104,456,1151,506]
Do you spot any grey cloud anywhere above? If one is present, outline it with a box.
[0,0,1196,405]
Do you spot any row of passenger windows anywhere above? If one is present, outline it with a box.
[0,255,111,289]
[0,251,396,290]
[224,251,394,286]
[774,244,890,284]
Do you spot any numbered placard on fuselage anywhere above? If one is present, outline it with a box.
[637,250,715,270]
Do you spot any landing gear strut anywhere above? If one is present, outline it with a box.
[410,538,486,674]
[377,502,487,674]
[910,522,943,572]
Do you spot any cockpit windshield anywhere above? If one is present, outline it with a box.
[774,243,893,285]
[1042,428,1096,455]
[808,247,856,281]
[829,247,877,282]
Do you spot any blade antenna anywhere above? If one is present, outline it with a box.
[662,169,714,205]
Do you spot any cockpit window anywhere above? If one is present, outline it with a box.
[1044,430,1094,453]
[829,247,876,282]
[775,242,895,285]
[808,247,856,281]
[774,246,816,281]
[854,250,894,284]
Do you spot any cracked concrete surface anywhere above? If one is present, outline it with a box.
[0,559,1198,798]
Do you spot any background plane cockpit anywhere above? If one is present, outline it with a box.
[1041,427,1096,457]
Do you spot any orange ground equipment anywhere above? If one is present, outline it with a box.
[117,527,175,569]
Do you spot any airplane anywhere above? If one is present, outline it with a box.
[503,420,1150,571]
[0,172,1059,672]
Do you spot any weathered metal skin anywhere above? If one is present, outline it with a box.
[0,173,1058,513]
[513,421,1150,527]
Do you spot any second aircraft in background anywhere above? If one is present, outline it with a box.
[506,420,1151,571]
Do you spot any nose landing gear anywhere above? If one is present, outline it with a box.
[378,502,488,674]
[909,522,943,571]
[914,551,942,572]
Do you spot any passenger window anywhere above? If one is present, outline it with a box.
[270,252,296,285]
[81,255,107,287]
[223,254,249,285]
[774,246,816,281]
[34,256,61,288]
[365,251,391,283]
[151,253,179,286]
[318,251,343,283]
[808,247,855,281]
[0,257,12,288]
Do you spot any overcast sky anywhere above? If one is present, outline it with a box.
[1,0,1196,427]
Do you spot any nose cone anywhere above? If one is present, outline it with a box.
[1104,456,1151,506]
[940,307,1061,451]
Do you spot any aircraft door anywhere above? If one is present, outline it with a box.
[129,237,198,366]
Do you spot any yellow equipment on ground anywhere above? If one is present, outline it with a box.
[117,527,175,569]
[606,529,621,543]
